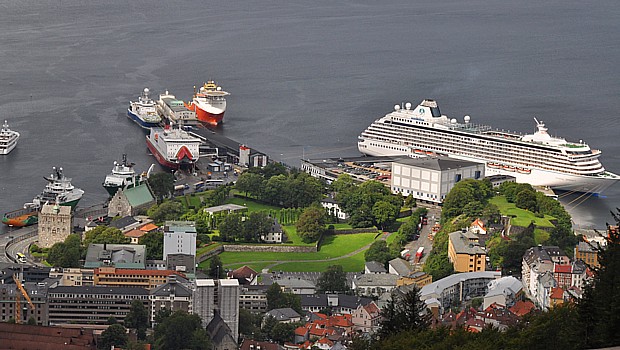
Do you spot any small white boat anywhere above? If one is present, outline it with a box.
[0,120,19,155]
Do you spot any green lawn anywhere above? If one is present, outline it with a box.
[225,196,282,212]
[273,251,367,272]
[534,228,550,245]
[281,225,314,246]
[489,196,556,228]
[217,232,376,270]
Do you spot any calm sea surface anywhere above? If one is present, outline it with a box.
[1,0,619,233]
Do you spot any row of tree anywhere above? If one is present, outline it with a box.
[235,169,323,208]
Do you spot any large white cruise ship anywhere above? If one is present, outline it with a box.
[358,99,619,194]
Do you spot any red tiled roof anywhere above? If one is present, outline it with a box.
[228,265,257,279]
[139,223,158,232]
[124,229,146,238]
[295,326,308,336]
[363,301,381,317]
[471,218,485,229]
[509,300,536,317]
[550,287,564,299]
[316,338,334,346]
[239,340,280,350]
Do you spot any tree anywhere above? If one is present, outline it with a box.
[148,172,175,201]
[218,213,243,242]
[578,211,620,348]
[208,255,225,279]
[46,234,82,268]
[83,226,129,246]
[364,241,393,266]
[148,200,185,223]
[139,231,164,260]
[317,265,349,293]
[269,322,296,343]
[235,172,264,198]
[98,324,128,350]
[515,188,537,212]
[244,211,272,242]
[153,310,210,350]
[379,286,430,339]
[266,282,301,313]
[124,300,149,340]
[404,194,416,210]
[372,200,399,231]
[296,205,326,243]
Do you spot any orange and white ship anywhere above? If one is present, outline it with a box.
[190,81,230,126]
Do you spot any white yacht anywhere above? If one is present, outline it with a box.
[0,120,20,155]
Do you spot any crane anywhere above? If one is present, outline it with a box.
[12,274,35,324]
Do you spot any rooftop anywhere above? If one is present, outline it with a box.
[420,271,501,298]
[353,273,398,287]
[365,261,387,273]
[49,285,149,296]
[123,184,155,207]
[394,156,483,171]
[84,244,146,269]
[449,231,486,255]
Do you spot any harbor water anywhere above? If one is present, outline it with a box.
[1,0,619,233]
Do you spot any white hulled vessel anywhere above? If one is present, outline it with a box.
[0,120,20,155]
[358,99,619,194]
[102,154,154,196]
[128,88,162,129]
[146,125,201,170]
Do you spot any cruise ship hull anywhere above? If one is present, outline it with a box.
[358,139,617,194]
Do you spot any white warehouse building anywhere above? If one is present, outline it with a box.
[390,157,485,204]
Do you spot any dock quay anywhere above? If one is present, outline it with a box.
[188,126,269,168]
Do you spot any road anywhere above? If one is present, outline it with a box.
[0,225,40,265]
[404,205,442,267]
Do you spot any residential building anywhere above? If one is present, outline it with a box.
[47,285,149,325]
[300,294,372,315]
[49,268,94,286]
[150,276,193,324]
[365,261,387,274]
[483,276,523,310]
[38,203,72,249]
[509,300,536,317]
[522,246,568,299]
[396,271,433,288]
[550,287,564,307]
[470,218,487,235]
[163,221,197,261]
[267,276,316,295]
[448,230,486,272]
[536,271,557,310]
[239,340,282,350]
[262,218,283,243]
[107,183,156,218]
[575,241,601,269]
[124,229,145,244]
[390,157,485,204]
[84,243,146,269]
[352,273,398,297]
[265,308,302,323]
[93,267,185,290]
[227,265,258,285]
[352,301,381,333]
[0,281,49,325]
[239,285,269,313]
[419,271,501,312]
[0,264,52,284]
[388,258,413,276]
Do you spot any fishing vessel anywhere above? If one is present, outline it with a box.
[146,125,201,170]
[102,154,155,196]
[127,87,162,129]
[190,81,230,126]
[0,120,20,155]
[357,99,620,194]
[2,167,84,227]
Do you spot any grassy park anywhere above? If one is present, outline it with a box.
[489,196,556,228]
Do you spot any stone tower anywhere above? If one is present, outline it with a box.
[38,203,72,248]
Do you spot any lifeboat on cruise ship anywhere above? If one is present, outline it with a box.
[487,162,501,169]
[503,165,516,172]
[425,151,434,155]
[414,149,424,154]
[517,167,531,174]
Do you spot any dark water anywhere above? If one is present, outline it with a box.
[1,0,619,233]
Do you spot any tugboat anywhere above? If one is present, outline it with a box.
[102,154,154,196]
[0,120,20,155]
[2,167,84,227]
[190,81,230,126]
[128,87,162,129]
